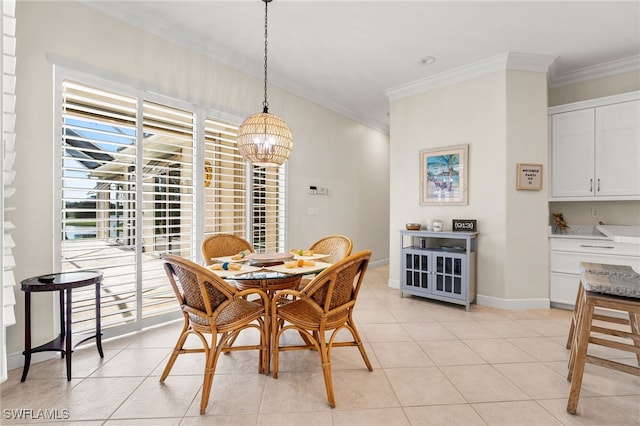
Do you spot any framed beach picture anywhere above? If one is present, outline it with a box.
[420,144,468,205]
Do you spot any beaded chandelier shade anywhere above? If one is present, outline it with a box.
[237,0,293,167]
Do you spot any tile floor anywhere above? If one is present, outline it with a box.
[2,265,639,425]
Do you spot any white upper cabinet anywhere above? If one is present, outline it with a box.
[549,92,640,200]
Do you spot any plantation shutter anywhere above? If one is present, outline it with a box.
[251,166,286,253]
[60,80,139,332]
[1,0,17,383]
[140,100,195,318]
[203,117,246,236]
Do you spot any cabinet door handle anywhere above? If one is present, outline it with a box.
[589,179,593,192]
[579,244,615,249]
[597,178,600,192]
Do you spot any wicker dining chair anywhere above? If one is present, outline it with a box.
[159,254,269,415]
[201,234,254,266]
[298,234,353,290]
[271,250,373,408]
[308,234,353,264]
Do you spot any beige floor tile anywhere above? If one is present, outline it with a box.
[441,321,500,340]
[330,342,380,371]
[403,404,487,425]
[507,336,570,362]
[258,411,332,426]
[401,322,456,341]
[332,407,409,426]
[329,369,400,410]
[185,373,267,416]
[463,338,537,364]
[370,341,433,368]
[440,365,529,403]
[353,308,399,324]
[110,375,203,419]
[359,323,412,342]
[417,340,486,366]
[48,376,144,421]
[385,366,466,406]
[599,395,640,422]
[0,379,83,424]
[90,347,170,377]
[472,400,562,425]
[388,308,436,323]
[178,414,257,425]
[4,265,638,424]
[105,418,182,425]
[492,362,572,399]
[537,397,640,425]
[515,318,572,337]
[260,371,335,413]
[478,320,541,338]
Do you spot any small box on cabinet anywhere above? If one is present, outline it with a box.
[452,219,476,232]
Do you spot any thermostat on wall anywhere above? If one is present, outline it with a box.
[452,219,477,232]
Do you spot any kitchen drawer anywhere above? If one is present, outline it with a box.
[550,237,640,257]
[550,251,640,275]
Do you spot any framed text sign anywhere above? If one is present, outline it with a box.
[516,163,543,190]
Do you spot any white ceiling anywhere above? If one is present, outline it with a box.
[81,1,640,132]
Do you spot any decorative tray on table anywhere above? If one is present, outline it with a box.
[246,252,294,266]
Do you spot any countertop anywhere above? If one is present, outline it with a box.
[596,225,640,244]
[549,224,640,244]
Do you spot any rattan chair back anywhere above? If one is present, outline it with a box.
[308,234,353,264]
[201,234,254,265]
[159,253,268,414]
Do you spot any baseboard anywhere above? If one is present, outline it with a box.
[388,278,400,289]
[476,294,550,310]
[369,258,388,269]
[7,351,56,374]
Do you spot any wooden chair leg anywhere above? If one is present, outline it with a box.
[629,312,640,365]
[159,322,190,382]
[566,284,584,350]
[200,344,221,415]
[347,319,373,371]
[317,331,335,408]
[567,299,595,415]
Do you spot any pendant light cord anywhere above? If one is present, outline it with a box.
[262,0,270,114]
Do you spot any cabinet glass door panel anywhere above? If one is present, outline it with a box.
[432,253,466,300]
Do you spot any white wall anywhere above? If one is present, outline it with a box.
[7,1,389,361]
[389,69,550,308]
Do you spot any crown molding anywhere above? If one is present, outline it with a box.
[548,55,640,88]
[386,52,556,101]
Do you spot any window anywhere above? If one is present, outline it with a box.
[57,76,286,338]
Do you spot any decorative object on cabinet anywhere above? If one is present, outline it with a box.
[516,163,543,190]
[552,212,569,233]
[236,0,293,167]
[452,219,477,232]
[549,91,640,200]
[420,144,468,205]
[400,230,478,310]
[405,223,421,230]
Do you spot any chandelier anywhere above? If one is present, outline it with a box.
[236,0,293,167]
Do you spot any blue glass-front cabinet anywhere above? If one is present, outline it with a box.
[401,230,478,310]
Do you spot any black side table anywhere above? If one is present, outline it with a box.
[20,270,103,381]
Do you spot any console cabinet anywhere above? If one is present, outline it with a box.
[400,230,478,310]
